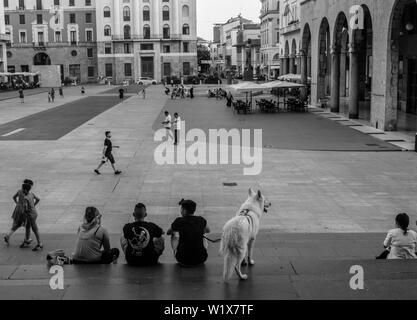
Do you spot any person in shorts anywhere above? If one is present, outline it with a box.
[121,203,165,266]
[95,131,122,175]
[167,200,210,267]
[162,111,174,142]
[173,113,181,145]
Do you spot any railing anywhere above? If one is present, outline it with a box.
[280,21,301,35]
[112,34,185,41]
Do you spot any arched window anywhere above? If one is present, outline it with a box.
[182,23,190,35]
[143,24,151,39]
[124,25,131,39]
[104,25,112,37]
[143,5,150,21]
[182,5,189,18]
[162,6,170,21]
[104,6,111,18]
[163,24,170,39]
[123,6,131,22]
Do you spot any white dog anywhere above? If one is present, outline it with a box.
[220,189,271,282]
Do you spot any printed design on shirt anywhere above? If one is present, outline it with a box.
[128,226,150,257]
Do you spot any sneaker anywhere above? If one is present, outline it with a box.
[32,244,44,252]
[94,169,101,175]
[19,239,33,248]
[4,235,9,245]
[115,170,122,175]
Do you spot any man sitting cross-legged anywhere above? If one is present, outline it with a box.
[121,203,165,266]
[167,199,210,267]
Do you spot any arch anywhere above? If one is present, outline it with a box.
[333,12,349,49]
[291,38,297,55]
[387,0,417,131]
[33,52,51,65]
[143,24,151,39]
[317,17,331,100]
[124,25,131,39]
[104,24,112,37]
[182,4,189,18]
[182,23,190,35]
[284,40,290,56]
[103,6,111,18]
[123,6,131,21]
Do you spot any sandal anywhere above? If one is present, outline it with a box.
[19,239,33,248]
[4,235,9,245]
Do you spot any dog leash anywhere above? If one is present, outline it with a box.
[204,236,221,243]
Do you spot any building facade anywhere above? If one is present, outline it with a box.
[234,23,261,79]
[279,0,301,76]
[259,0,280,78]
[96,0,197,84]
[4,0,98,83]
[300,0,417,132]
[210,15,254,76]
[0,1,9,73]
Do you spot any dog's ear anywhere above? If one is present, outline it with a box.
[257,190,263,200]
[249,188,255,197]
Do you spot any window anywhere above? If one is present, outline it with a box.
[140,43,153,50]
[105,63,113,77]
[85,0,91,6]
[19,14,25,24]
[163,45,170,53]
[37,14,42,24]
[18,0,24,9]
[105,43,112,54]
[162,6,170,21]
[69,13,76,24]
[124,43,131,53]
[183,62,190,76]
[21,65,29,72]
[4,15,9,25]
[70,30,77,44]
[183,42,189,53]
[37,31,44,45]
[54,0,60,5]
[69,0,75,6]
[87,48,93,58]
[124,63,132,77]
[163,63,171,77]
[88,66,94,78]
[163,25,170,39]
[19,31,26,43]
[86,30,93,42]
[85,13,92,23]
[104,25,111,37]
[55,31,61,42]
[36,0,42,10]
[124,25,131,39]
[182,24,189,35]
[123,6,131,21]
[143,25,150,39]
[4,0,9,8]
[104,6,111,18]
[143,6,150,21]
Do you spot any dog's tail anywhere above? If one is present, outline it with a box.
[223,253,238,282]
[220,218,245,282]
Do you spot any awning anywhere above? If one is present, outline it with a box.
[230,82,265,93]
[270,66,280,70]
[278,73,311,84]
[260,80,305,90]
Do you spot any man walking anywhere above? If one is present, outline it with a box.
[95,131,122,175]
[162,111,174,142]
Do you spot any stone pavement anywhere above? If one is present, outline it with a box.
[1,84,417,299]
[1,233,417,300]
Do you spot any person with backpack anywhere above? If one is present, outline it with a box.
[72,207,120,264]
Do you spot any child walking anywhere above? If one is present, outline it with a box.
[21,182,43,251]
[4,180,32,245]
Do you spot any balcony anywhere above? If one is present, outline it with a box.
[259,9,279,19]
[281,21,301,35]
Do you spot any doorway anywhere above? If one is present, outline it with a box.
[141,57,154,78]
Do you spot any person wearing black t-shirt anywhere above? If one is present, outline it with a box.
[95,131,122,175]
[121,203,165,266]
[167,200,210,267]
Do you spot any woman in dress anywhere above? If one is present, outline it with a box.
[21,183,43,251]
[4,180,33,245]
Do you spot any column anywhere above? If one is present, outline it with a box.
[132,0,140,38]
[289,55,295,74]
[300,50,308,101]
[349,43,360,118]
[340,49,347,97]
[279,58,283,76]
[283,56,289,75]
[113,0,121,37]
[307,56,311,78]
[330,45,341,113]
[296,55,301,74]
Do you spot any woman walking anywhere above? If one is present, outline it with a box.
[4,180,32,245]
[19,88,24,104]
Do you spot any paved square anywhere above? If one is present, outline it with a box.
[0,85,417,300]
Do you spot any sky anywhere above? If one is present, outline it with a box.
[197,0,261,41]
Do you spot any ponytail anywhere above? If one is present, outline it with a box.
[396,213,410,236]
